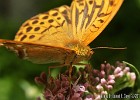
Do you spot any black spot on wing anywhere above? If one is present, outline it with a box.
[32,20,38,24]
[23,23,29,27]
[57,17,61,20]
[98,19,104,23]
[89,1,93,5]
[42,16,48,19]
[34,27,40,31]
[92,24,99,29]
[18,32,23,36]
[29,35,35,39]
[109,0,114,6]
[26,27,32,32]
[98,12,111,17]
[20,35,27,41]
[40,22,45,25]
[48,19,54,23]
[52,12,58,16]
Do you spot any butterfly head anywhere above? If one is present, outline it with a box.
[65,41,93,60]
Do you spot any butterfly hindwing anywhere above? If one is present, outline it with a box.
[0,39,76,64]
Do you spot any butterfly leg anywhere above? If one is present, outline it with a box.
[68,64,73,79]
[48,64,65,76]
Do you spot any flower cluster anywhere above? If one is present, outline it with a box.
[35,62,136,100]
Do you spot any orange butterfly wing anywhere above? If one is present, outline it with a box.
[0,39,76,64]
[15,5,73,47]
[71,0,124,45]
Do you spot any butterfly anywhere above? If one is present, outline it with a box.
[0,0,123,65]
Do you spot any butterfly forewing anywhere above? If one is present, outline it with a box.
[71,0,123,45]
[15,5,73,47]
[71,0,96,39]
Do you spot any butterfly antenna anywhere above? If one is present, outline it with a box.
[92,47,127,50]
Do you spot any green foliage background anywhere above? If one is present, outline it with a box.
[0,0,140,100]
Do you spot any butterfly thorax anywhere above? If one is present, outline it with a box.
[65,41,93,60]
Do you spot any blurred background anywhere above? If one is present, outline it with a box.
[0,0,140,100]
